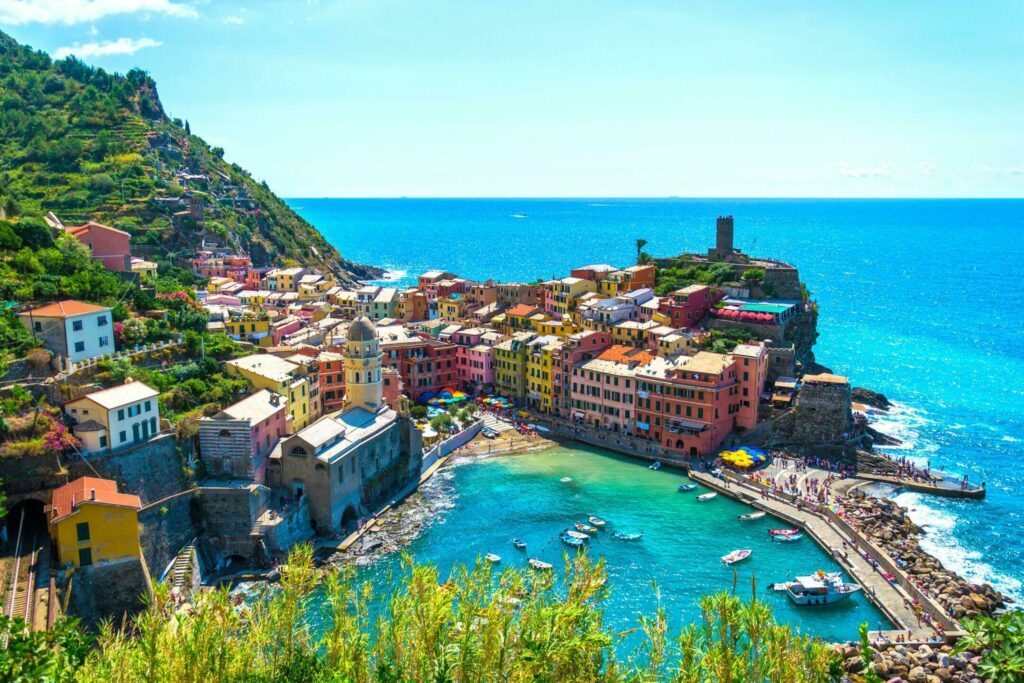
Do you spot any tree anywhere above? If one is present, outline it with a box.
[956,610,1024,682]
[10,217,53,250]
[635,238,648,265]
[742,267,765,284]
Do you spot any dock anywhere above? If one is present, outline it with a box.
[854,472,985,499]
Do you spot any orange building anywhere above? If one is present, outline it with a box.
[66,222,131,272]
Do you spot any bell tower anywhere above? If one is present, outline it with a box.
[343,316,383,413]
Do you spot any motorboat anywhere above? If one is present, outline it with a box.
[575,522,598,533]
[739,511,766,521]
[485,553,501,564]
[612,532,643,541]
[769,528,801,537]
[512,538,527,550]
[678,483,698,492]
[561,534,586,548]
[529,559,553,570]
[697,492,718,502]
[565,529,589,541]
[560,476,573,483]
[779,571,862,605]
[588,516,606,527]
[773,533,804,543]
[721,549,752,565]
[649,461,662,470]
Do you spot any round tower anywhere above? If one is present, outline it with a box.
[344,316,383,413]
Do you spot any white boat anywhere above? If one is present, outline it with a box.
[588,516,606,527]
[512,538,527,549]
[485,553,501,564]
[774,533,804,543]
[739,511,766,521]
[575,522,597,533]
[612,532,642,541]
[721,549,752,565]
[697,492,718,502]
[565,529,589,541]
[529,559,553,570]
[560,476,573,483]
[649,461,662,470]
[678,483,698,492]
[769,528,801,537]
[782,571,862,605]
[561,534,585,548]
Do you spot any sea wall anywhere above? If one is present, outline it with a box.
[421,421,483,473]
[65,556,150,629]
[139,489,199,579]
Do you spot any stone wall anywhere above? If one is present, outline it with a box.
[139,489,199,579]
[791,380,854,444]
[65,556,149,629]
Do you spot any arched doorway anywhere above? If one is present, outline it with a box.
[341,505,358,530]
[4,499,46,550]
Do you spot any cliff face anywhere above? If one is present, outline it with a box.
[0,30,379,285]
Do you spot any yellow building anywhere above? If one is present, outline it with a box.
[535,317,577,339]
[224,317,271,344]
[611,320,658,348]
[225,354,311,430]
[525,337,560,414]
[436,294,467,322]
[494,333,533,403]
[49,476,141,568]
[502,304,543,335]
[551,277,598,317]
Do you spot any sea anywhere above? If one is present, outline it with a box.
[288,198,1024,623]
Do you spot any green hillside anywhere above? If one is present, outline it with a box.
[0,29,378,284]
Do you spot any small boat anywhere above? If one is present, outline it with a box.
[560,534,586,548]
[612,532,643,541]
[678,483,698,492]
[739,511,766,521]
[482,429,498,439]
[485,553,501,564]
[721,549,752,565]
[529,559,553,570]
[649,461,662,470]
[512,538,527,550]
[783,571,861,605]
[697,492,718,502]
[588,516,606,527]
[773,533,803,543]
[511,213,528,219]
[769,528,801,537]
[565,529,590,541]
[560,476,573,483]
[575,522,598,533]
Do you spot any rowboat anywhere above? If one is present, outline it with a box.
[649,461,662,470]
[678,484,698,492]
[588,516,606,527]
[769,528,800,537]
[575,522,598,533]
[612,532,643,541]
[485,553,501,564]
[529,559,553,570]
[565,529,589,540]
[561,534,586,548]
[697,492,717,502]
[773,533,803,543]
[721,549,752,565]
[739,511,766,521]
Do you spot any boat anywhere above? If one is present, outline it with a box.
[769,528,801,537]
[512,538,527,550]
[739,511,766,521]
[529,559,553,570]
[575,522,598,533]
[485,553,501,564]
[649,461,662,470]
[588,516,606,527]
[560,476,573,483]
[561,534,586,548]
[482,428,498,439]
[721,549,752,565]
[565,529,590,541]
[511,213,528,219]
[697,492,718,502]
[677,483,698,492]
[773,533,804,543]
[781,571,862,605]
[612,532,643,541]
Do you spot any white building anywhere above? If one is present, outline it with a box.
[65,381,161,454]
[18,300,115,366]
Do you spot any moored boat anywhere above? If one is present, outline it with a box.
[697,492,717,502]
[560,476,573,483]
[485,553,501,564]
[721,549,752,565]
[649,461,662,470]
[678,483,698,492]
[739,511,766,521]
[612,532,643,541]
[565,529,589,540]
[529,558,553,570]
[575,522,598,533]
[512,538,527,549]
[588,516,606,527]
[774,532,804,543]
[561,534,586,548]
[783,571,861,605]
[769,528,800,537]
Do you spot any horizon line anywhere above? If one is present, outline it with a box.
[283,195,1024,201]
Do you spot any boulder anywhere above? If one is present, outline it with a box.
[908,665,928,682]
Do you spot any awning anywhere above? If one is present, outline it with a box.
[669,418,706,432]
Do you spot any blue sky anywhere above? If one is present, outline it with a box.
[2,0,1023,198]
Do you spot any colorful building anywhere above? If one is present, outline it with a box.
[48,476,142,568]
[569,345,654,432]
[198,389,287,482]
[659,285,721,329]
[550,277,597,317]
[552,330,612,417]
[66,222,131,272]
[19,300,115,366]
[494,333,535,403]
[525,336,561,413]
[65,381,160,454]
[225,354,311,430]
[319,351,346,414]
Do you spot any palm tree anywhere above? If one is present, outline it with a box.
[635,238,648,265]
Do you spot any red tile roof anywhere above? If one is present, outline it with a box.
[66,221,131,238]
[19,300,110,318]
[507,304,538,317]
[49,476,141,524]
[597,345,656,365]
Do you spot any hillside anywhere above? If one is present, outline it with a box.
[0,30,379,285]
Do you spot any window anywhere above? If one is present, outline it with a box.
[144,401,152,412]
[34,322,42,332]
[151,417,157,433]
[99,336,109,347]
[117,409,125,420]
[72,320,84,332]
[289,446,307,457]
[99,435,107,448]
[98,315,108,327]
[76,522,90,542]
[74,341,85,353]
[78,548,93,567]
[119,430,127,443]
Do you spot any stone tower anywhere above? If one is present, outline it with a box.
[343,316,383,413]
[715,215,734,254]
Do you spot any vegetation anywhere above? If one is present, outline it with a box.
[63,545,839,682]
[955,610,1024,682]
[0,615,92,682]
[654,262,736,296]
[700,328,763,355]
[741,267,765,284]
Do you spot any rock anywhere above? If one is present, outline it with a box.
[908,665,928,682]
[844,656,865,673]
[968,593,989,611]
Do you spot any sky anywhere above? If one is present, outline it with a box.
[1,0,1023,198]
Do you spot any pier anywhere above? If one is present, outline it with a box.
[854,472,985,499]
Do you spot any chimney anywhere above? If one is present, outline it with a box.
[270,393,280,406]
[90,488,96,501]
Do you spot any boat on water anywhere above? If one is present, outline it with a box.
[529,558,553,570]
[612,532,643,541]
[485,553,501,564]
[575,522,598,533]
[775,571,862,605]
[511,213,528,219]
[739,511,766,521]
[774,532,804,543]
[678,483,698,492]
[697,492,718,502]
[512,538,527,549]
[721,549,752,565]
[588,516,606,527]
[649,461,662,470]
[769,528,801,537]
[561,534,586,548]
[560,476,573,483]
[565,529,590,541]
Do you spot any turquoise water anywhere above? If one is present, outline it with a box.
[289,198,1024,603]
[361,445,889,642]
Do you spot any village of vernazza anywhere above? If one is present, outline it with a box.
[0,3,1021,682]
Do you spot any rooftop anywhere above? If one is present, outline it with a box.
[226,354,301,383]
[20,300,110,318]
[296,408,398,463]
[50,476,141,524]
[214,389,285,423]
[71,381,159,410]
[803,372,849,386]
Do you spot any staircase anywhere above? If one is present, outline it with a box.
[169,544,195,592]
[479,414,514,434]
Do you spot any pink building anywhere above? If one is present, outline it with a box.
[198,389,288,483]
[552,330,612,417]
[659,285,722,329]
[457,344,495,391]
[269,316,303,346]
[569,345,654,432]
[66,222,131,272]
[731,343,768,430]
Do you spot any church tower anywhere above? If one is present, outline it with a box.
[343,316,383,413]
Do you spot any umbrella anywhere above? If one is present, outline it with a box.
[419,391,436,401]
